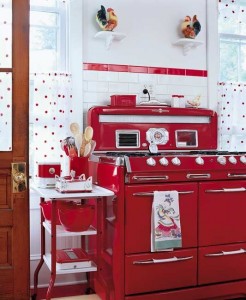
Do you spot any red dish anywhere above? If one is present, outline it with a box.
[58,203,95,232]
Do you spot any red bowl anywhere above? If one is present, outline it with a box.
[58,203,95,232]
[40,201,64,225]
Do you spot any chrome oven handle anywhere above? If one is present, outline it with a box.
[205,248,246,257]
[133,256,193,265]
[132,176,169,181]
[228,173,246,178]
[187,173,211,179]
[205,187,246,193]
[133,191,194,196]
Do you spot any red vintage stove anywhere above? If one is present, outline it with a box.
[87,105,246,300]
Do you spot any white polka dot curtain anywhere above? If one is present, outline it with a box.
[29,72,73,181]
[218,82,246,151]
[218,0,246,151]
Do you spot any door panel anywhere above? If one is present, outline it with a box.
[0,1,29,299]
[198,180,246,246]
[125,183,198,254]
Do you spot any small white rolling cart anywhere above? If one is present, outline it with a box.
[31,184,114,300]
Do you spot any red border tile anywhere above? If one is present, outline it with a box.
[168,68,186,76]
[148,67,167,74]
[186,69,204,77]
[83,63,108,71]
[108,64,129,72]
[128,65,148,73]
[83,63,207,77]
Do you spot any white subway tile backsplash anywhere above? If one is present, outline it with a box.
[128,83,142,93]
[83,72,208,114]
[108,82,129,93]
[158,74,170,85]
[181,76,207,87]
[87,81,109,92]
[98,71,119,82]
[155,84,169,95]
[83,70,98,81]
[119,72,139,83]
[84,91,110,102]
[138,73,158,84]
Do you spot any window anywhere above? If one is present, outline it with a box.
[219,0,246,82]
[29,0,72,181]
[30,0,68,72]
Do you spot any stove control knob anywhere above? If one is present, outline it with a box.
[159,157,169,166]
[146,157,156,166]
[171,157,181,166]
[240,155,246,164]
[195,156,204,165]
[228,156,237,164]
[217,156,226,165]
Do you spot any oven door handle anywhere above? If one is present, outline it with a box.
[205,248,246,257]
[132,176,169,182]
[187,173,211,179]
[133,191,194,196]
[228,173,246,178]
[133,256,193,265]
[205,187,246,193]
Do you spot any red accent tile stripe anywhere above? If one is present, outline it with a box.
[148,67,167,74]
[129,65,148,73]
[108,64,128,72]
[186,69,204,77]
[83,63,207,77]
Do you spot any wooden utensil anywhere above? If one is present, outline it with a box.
[84,126,93,142]
[70,122,80,136]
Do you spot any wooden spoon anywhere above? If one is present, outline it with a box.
[74,133,83,157]
[70,122,80,136]
[84,126,93,142]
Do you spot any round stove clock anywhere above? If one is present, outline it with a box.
[146,128,169,153]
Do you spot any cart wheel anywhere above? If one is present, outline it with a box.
[31,294,37,300]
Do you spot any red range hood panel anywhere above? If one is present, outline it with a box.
[87,106,218,152]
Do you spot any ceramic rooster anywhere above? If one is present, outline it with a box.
[187,95,201,108]
[181,15,201,39]
[96,5,118,31]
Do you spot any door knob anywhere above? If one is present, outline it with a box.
[12,162,27,193]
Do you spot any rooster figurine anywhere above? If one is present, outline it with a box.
[187,95,201,108]
[181,15,201,39]
[96,5,118,31]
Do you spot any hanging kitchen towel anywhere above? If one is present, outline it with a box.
[151,190,182,252]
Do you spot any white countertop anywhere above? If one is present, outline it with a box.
[31,184,114,200]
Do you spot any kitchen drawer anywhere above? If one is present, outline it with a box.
[125,248,197,295]
[198,243,246,285]
[198,180,246,246]
[125,183,198,254]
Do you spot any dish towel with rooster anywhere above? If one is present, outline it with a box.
[151,191,182,252]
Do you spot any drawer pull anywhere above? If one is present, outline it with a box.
[133,256,193,265]
[205,187,246,193]
[133,191,194,197]
[187,173,211,179]
[132,176,169,182]
[205,248,246,257]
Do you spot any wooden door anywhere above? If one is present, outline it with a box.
[0,1,29,299]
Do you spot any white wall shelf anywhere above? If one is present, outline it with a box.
[173,38,203,55]
[94,31,126,49]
